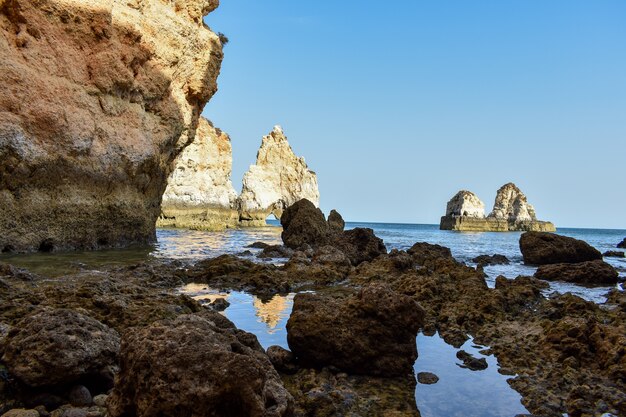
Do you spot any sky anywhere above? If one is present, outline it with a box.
[203,1,626,229]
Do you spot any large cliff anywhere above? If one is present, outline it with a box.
[440,183,555,232]
[158,117,238,230]
[0,0,223,252]
[238,126,319,226]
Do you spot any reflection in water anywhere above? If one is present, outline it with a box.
[179,284,294,345]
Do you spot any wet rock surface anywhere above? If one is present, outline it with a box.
[534,260,619,285]
[520,232,602,265]
[287,284,425,377]
[604,250,625,258]
[472,254,510,266]
[618,238,626,249]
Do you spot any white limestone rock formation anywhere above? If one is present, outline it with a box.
[445,191,486,218]
[238,126,319,226]
[158,118,239,230]
[488,183,537,222]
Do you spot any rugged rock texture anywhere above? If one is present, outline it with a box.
[332,228,387,266]
[107,313,294,417]
[238,126,319,226]
[604,251,625,258]
[158,117,238,230]
[1,308,120,388]
[406,242,453,265]
[520,232,602,265]
[618,238,626,249]
[472,254,510,266]
[445,190,485,218]
[0,0,224,252]
[280,199,331,249]
[286,284,425,377]
[440,183,555,232]
[534,260,619,285]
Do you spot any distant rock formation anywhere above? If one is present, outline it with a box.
[238,126,320,226]
[159,124,320,229]
[158,118,239,230]
[0,0,224,252]
[440,183,555,232]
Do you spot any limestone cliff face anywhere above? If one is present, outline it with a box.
[158,118,238,230]
[440,183,555,232]
[238,126,319,226]
[488,183,536,222]
[445,191,485,218]
[0,0,223,252]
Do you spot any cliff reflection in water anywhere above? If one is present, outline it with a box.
[179,283,294,347]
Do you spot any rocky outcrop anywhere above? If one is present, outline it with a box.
[107,313,294,417]
[472,254,510,266]
[286,284,425,377]
[519,232,602,265]
[440,183,555,232]
[0,0,224,252]
[618,238,626,249]
[1,308,120,388]
[158,118,238,230]
[445,190,485,218]
[534,260,619,285]
[238,126,319,226]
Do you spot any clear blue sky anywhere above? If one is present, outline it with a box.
[203,1,626,229]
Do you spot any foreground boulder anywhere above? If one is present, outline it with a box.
[332,228,387,266]
[286,284,425,377]
[520,232,602,265]
[107,313,293,417]
[407,242,453,265]
[534,260,619,285]
[1,308,120,388]
[281,199,331,248]
[0,0,223,252]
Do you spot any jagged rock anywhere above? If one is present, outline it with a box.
[107,313,294,417]
[472,254,510,266]
[618,238,626,249]
[604,251,625,258]
[407,242,453,265]
[267,346,298,375]
[440,183,555,232]
[257,245,294,259]
[332,228,387,266]
[0,0,223,252]
[456,350,488,371]
[520,232,602,265]
[327,210,345,234]
[488,183,537,222]
[238,126,319,226]
[280,199,330,249]
[286,284,425,377]
[445,190,485,218]
[158,118,238,230]
[534,260,619,285]
[1,308,120,388]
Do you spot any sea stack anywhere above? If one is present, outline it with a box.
[0,0,224,252]
[238,126,319,226]
[440,183,555,232]
[158,118,239,230]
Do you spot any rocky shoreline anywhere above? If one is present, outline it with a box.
[1,200,624,416]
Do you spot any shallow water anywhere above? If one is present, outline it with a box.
[180,284,529,417]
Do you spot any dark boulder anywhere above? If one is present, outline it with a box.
[286,284,424,377]
[456,350,488,371]
[280,199,331,249]
[267,346,298,375]
[519,232,602,265]
[603,251,625,258]
[257,245,294,259]
[248,242,271,249]
[1,308,120,388]
[407,242,453,265]
[534,260,619,285]
[417,372,439,384]
[107,313,293,417]
[332,228,387,266]
[327,209,345,234]
[618,238,626,249]
[472,254,510,266]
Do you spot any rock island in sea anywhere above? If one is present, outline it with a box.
[440,182,556,232]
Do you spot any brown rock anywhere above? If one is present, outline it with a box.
[1,308,120,388]
[416,372,439,384]
[280,199,330,249]
[472,254,510,266]
[603,251,625,258]
[618,238,626,249]
[107,313,293,417]
[267,345,298,375]
[327,209,345,234]
[286,284,425,377]
[0,0,223,252]
[519,232,602,265]
[332,228,387,266]
[534,260,619,285]
[407,242,453,265]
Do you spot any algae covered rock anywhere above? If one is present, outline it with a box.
[520,232,602,265]
[534,260,619,285]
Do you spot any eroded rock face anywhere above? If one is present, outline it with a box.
[158,118,238,230]
[520,232,602,265]
[488,182,536,222]
[0,0,223,252]
[238,126,319,226]
[534,260,618,285]
[445,190,485,218]
[280,199,330,249]
[107,313,294,417]
[286,284,425,377]
[1,308,120,388]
